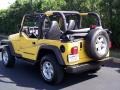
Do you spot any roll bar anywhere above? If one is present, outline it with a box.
[45,11,80,31]
[19,11,102,36]
[80,12,102,26]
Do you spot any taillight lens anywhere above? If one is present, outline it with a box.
[71,46,78,54]
[90,25,96,29]
[109,41,112,48]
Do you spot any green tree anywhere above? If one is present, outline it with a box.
[0,0,120,47]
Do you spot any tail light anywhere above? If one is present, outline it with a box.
[90,25,96,29]
[109,41,112,48]
[71,46,78,55]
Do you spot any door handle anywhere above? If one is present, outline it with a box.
[32,42,36,45]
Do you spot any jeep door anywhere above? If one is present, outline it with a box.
[18,15,40,60]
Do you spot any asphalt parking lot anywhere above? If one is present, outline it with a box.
[0,53,120,90]
[0,38,120,90]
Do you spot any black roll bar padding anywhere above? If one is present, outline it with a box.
[71,33,88,37]
[20,11,80,35]
[48,12,67,31]
[19,13,45,37]
[51,11,80,31]
[64,28,90,35]
[60,13,67,31]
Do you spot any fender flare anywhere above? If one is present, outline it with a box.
[37,45,65,65]
[0,40,15,56]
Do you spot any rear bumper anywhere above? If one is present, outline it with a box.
[65,57,112,73]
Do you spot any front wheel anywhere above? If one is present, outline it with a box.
[40,55,64,84]
[1,46,15,67]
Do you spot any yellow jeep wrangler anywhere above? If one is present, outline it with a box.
[0,11,111,84]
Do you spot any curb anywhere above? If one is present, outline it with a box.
[0,35,8,39]
[113,57,120,64]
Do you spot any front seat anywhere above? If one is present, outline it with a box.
[67,20,76,30]
[46,21,62,40]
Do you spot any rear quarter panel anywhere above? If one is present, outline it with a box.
[37,39,92,65]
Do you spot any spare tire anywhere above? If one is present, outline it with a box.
[85,28,109,60]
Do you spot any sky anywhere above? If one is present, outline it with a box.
[0,0,16,9]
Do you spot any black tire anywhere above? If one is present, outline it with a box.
[1,46,15,67]
[40,54,64,84]
[85,28,109,60]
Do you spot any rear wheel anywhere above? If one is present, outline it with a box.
[85,29,109,59]
[95,35,108,56]
[40,55,64,84]
[1,46,15,67]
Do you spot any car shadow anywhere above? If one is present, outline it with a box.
[103,58,120,68]
[0,60,97,90]
[116,69,120,73]
[102,58,120,74]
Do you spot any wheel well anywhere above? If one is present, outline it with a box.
[37,49,56,62]
[36,46,65,65]
[0,41,15,56]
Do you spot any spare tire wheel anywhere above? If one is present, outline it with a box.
[85,29,109,60]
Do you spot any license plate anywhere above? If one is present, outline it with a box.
[68,54,79,62]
